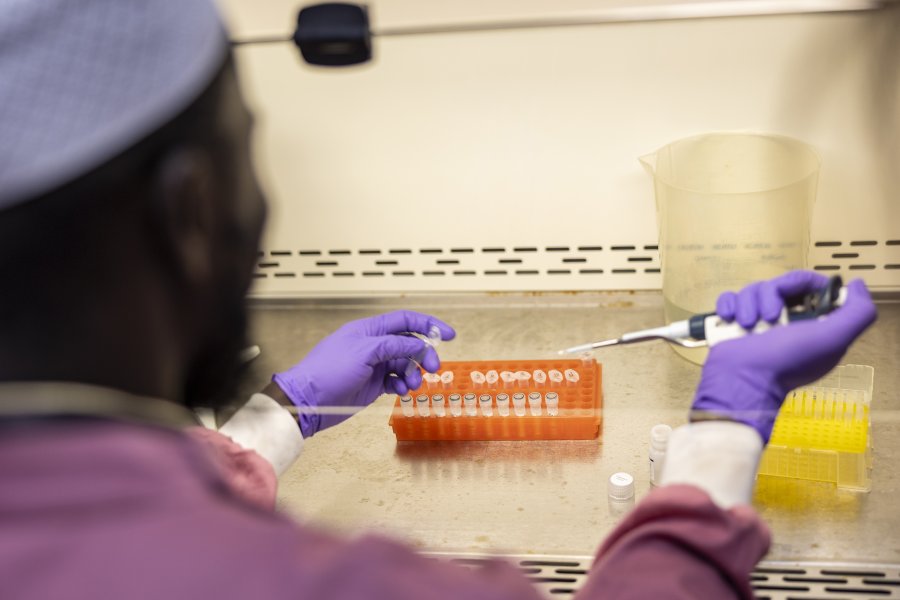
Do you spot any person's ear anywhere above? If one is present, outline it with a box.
[148,146,219,289]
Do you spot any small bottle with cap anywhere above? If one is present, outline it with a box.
[500,371,516,389]
[564,369,580,386]
[533,369,547,387]
[485,370,499,387]
[548,369,563,386]
[608,472,635,518]
[440,371,454,389]
[515,371,531,389]
[649,424,673,486]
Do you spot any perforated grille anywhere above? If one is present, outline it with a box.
[428,553,900,598]
[250,238,900,295]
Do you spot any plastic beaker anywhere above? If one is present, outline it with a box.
[640,133,819,364]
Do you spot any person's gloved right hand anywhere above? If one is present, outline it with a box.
[691,270,877,443]
[272,310,455,438]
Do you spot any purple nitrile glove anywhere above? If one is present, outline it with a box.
[692,270,877,443]
[272,310,456,438]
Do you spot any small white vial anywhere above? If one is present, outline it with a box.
[545,391,559,416]
[496,393,510,416]
[608,472,635,501]
[533,369,547,387]
[423,372,441,390]
[463,393,477,417]
[485,370,499,387]
[440,371,454,389]
[416,394,430,417]
[448,393,462,417]
[500,371,516,389]
[527,392,542,416]
[469,370,485,389]
[608,472,636,518]
[548,370,563,386]
[564,369,580,386]
[431,394,445,417]
[479,394,493,417]
[400,394,414,417]
[649,424,672,486]
[512,392,526,417]
[515,371,532,389]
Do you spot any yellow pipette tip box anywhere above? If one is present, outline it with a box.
[757,364,874,492]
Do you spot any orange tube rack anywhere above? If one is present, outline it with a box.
[389,359,602,441]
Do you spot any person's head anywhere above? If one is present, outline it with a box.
[0,0,266,407]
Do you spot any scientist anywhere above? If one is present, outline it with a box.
[0,1,876,599]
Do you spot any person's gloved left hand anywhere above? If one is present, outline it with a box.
[272,310,456,438]
[691,270,877,443]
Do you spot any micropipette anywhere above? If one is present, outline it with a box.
[559,275,846,355]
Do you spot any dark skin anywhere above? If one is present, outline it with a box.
[0,55,267,409]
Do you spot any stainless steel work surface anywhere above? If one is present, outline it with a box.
[236,291,900,562]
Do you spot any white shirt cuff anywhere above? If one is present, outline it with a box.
[659,421,763,509]
[216,393,304,477]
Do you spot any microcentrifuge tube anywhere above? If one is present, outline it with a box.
[440,371,454,389]
[400,394,414,417]
[463,393,477,417]
[548,370,563,386]
[545,392,559,416]
[448,393,462,417]
[500,371,516,389]
[416,394,430,417]
[515,371,532,389]
[485,370,499,387]
[564,369,580,386]
[496,393,510,417]
[580,351,593,367]
[512,392,526,417]
[431,394,445,417]
[533,369,547,387]
[423,372,441,390]
[479,394,493,417]
[427,324,442,347]
[470,370,486,389]
[528,392,542,416]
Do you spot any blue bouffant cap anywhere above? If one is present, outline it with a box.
[0,0,229,209]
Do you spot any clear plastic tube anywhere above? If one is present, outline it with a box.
[416,394,430,417]
[548,369,563,386]
[479,394,493,417]
[486,370,499,387]
[512,392,526,417]
[423,372,441,390]
[515,371,532,389]
[440,371,454,389]
[463,393,477,416]
[533,369,547,387]
[564,369,580,386]
[400,394,414,417]
[528,392,542,416]
[496,393,510,417]
[470,371,486,389]
[449,393,462,417]
[431,394,445,417]
[500,371,516,389]
[545,391,559,416]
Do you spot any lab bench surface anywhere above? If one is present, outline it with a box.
[236,291,900,562]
